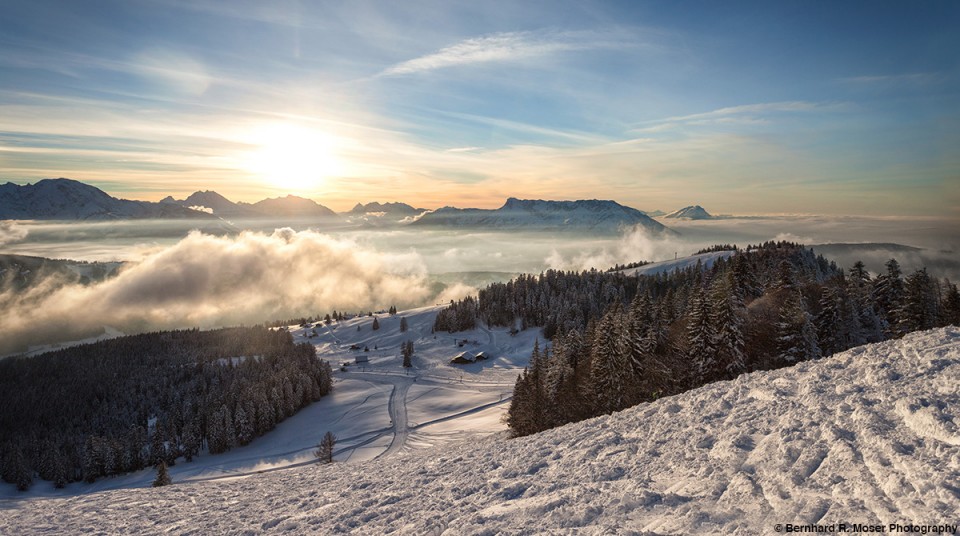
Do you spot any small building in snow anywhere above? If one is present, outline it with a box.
[450,351,475,364]
[473,352,487,361]
[355,355,369,364]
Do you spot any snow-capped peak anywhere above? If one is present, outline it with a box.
[664,205,713,219]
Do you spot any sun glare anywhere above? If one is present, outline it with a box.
[245,123,344,192]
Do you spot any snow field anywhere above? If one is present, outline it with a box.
[3,327,957,534]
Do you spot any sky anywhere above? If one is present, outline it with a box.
[0,0,958,216]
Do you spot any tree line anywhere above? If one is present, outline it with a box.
[0,327,332,490]
[438,242,959,437]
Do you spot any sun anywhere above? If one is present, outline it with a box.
[244,123,344,192]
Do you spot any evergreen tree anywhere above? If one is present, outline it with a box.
[590,307,628,414]
[315,431,336,464]
[400,317,408,333]
[686,284,715,385]
[234,405,254,446]
[181,421,200,463]
[899,268,938,333]
[152,461,171,487]
[372,317,380,330]
[506,372,533,436]
[710,273,747,380]
[815,284,844,356]
[874,259,905,336]
[777,289,821,363]
[943,281,960,326]
[401,340,414,368]
[625,293,655,402]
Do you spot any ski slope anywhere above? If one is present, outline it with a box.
[3,327,957,534]
[0,305,539,498]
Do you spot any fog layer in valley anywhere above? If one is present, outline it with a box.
[0,214,956,355]
[0,228,449,355]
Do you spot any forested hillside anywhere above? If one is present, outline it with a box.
[0,327,332,490]
[437,242,960,436]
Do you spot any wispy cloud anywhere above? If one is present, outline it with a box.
[437,110,608,144]
[379,30,627,77]
[840,72,938,85]
[633,101,834,133]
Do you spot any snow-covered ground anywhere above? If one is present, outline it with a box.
[620,250,735,277]
[0,305,539,498]
[3,327,957,534]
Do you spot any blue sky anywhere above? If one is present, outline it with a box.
[1,0,957,215]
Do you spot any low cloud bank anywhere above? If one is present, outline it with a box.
[0,229,434,355]
[0,221,28,246]
[545,224,692,272]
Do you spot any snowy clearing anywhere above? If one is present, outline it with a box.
[3,327,958,534]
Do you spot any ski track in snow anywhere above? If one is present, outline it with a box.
[2,327,958,535]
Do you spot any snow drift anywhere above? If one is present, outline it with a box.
[3,327,958,534]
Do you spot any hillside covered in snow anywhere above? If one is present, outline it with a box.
[3,327,957,534]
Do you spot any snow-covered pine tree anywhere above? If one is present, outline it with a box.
[899,268,939,333]
[777,289,821,363]
[624,293,655,403]
[874,259,905,337]
[815,283,844,356]
[543,333,579,427]
[686,283,715,385]
[234,405,254,446]
[400,317,408,333]
[710,272,746,380]
[943,280,960,326]
[845,263,879,344]
[589,306,628,414]
[181,420,200,462]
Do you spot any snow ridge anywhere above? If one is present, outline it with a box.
[4,327,957,534]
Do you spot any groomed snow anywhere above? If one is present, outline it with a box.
[3,327,957,535]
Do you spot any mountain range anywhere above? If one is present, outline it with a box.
[411,197,673,234]
[1,178,674,233]
[0,179,214,220]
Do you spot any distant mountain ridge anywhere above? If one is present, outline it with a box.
[664,205,713,220]
[0,179,215,221]
[346,201,425,216]
[1,179,676,234]
[162,191,337,219]
[411,197,674,234]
